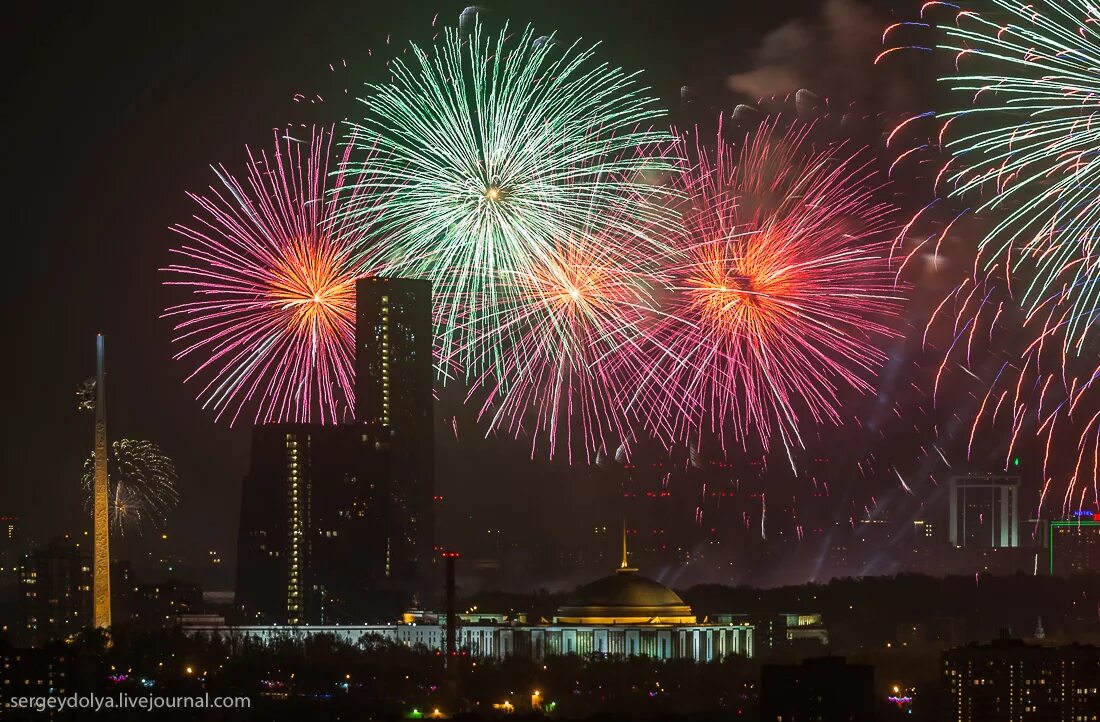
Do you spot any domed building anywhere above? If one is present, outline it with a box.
[555,535,696,625]
[485,527,756,661]
[189,527,754,663]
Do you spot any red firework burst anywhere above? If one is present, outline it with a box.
[641,117,905,455]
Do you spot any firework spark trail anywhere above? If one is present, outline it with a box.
[341,18,679,382]
[881,0,1100,351]
[162,126,378,425]
[637,117,904,457]
[83,440,179,536]
[935,266,1100,516]
[464,200,669,463]
[877,2,1100,517]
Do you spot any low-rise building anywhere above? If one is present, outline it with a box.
[186,541,753,662]
[942,636,1100,720]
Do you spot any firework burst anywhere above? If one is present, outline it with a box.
[881,0,1100,349]
[341,18,678,380]
[878,1,1100,514]
[162,126,377,425]
[83,439,179,535]
[640,117,904,456]
[466,201,666,463]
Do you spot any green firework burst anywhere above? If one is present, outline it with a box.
[936,0,1100,351]
[341,19,679,380]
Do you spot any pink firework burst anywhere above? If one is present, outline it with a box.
[162,126,378,425]
[466,220,665,464]
[641,116,905,456]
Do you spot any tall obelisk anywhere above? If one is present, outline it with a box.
[92,334,111,629]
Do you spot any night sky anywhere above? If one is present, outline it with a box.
[7,0,980,589]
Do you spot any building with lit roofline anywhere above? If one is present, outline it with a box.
[195,529,752,662]
[948,474,1020,548]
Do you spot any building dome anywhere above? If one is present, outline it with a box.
[555,526,696,625]
[555,570,696,625]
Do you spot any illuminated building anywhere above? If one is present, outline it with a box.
[761,656,874,722]
[0,516,24,610]
[949,475,1020,548]
[235,278,434,623]
[355,278,435,594]
[752,613,829,651]
[1049,518,1100,576]
[17,542,91,647]
[193,533,753,662]
[0,516,19,547]
[780,613,829,645]
[943,636,1100,720]
[912,518,937,546]
[554,527,694,627]
[16,538,131,646]
[1,646,73,698]
[235,424,388,625]
[903,517,947,574]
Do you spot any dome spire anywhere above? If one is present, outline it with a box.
[618,519,637,573]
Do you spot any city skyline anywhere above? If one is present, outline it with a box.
[5,0,1097,592]
[8,2,1100,719]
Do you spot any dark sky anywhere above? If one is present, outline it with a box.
[6,0,939,587]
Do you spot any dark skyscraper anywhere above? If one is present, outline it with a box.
[356,278,435,594]
[235,424,388,624]
[235,278,434,624]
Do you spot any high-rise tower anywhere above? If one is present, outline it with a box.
[235,424,389,624]
[234,278,435,622]
[355,278,434,590]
